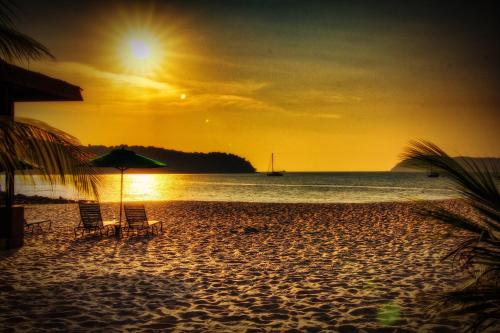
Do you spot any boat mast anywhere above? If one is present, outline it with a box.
[271,153,274,172]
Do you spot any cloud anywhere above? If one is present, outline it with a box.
[144,93,284,115]
[309,91,362,104]
[28,61,341,119]
[33,61,173,91]
[181,79,269,96]
[308,112,342,119]
[31,61,269,103]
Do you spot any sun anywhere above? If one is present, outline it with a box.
[130,39,151,60]
[119,31,165,75]
[102,6,186,78]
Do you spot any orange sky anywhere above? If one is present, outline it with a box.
[14,0,500,171]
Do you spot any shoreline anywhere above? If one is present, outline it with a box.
[2,193,77,205]
[8,192,461,206]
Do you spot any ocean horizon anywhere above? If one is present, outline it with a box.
[8,172,457,203]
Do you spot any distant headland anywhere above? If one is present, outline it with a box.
[391,156,500,172]
[87,145,256,173]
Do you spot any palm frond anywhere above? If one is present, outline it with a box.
[416,203,488,236]
[0,117,100,201]
[402,140,500,332]
[0,26,53,62]
[403,141,499,200]
[0,0,17,28]
[433,286,500,332]
[0,0,53,62]
[403,140,500,235]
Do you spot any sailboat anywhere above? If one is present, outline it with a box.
[267,153,284,176]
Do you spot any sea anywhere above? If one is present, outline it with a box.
[8,172,458,203]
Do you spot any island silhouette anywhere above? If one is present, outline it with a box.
[87,145,256,173]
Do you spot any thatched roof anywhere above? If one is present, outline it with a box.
[0,60,82,102]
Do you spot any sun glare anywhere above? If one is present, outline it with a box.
[119,31,165,75]
[123,174,172,202]
[102,6,188,78]
[130,39,151,60]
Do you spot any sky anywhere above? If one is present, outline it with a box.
[13,0,500,171]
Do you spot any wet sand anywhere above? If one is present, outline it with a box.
[0,200,477,332]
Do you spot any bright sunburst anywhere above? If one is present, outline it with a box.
[130,39,150,60]
[119,31,165,75]
[101,4,189,78]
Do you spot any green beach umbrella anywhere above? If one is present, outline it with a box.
[91,148,166,231]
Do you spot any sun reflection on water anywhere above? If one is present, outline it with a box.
[100,173,175,202]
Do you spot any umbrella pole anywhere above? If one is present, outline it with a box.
[118,168,124,237]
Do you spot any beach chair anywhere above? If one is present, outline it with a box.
[123,203,162,236]
[23,207,52,233]
[24,217,52,233]
[75,202,118,238]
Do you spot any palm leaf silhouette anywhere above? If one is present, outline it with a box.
[402,140,500,331]
[0,0,53,62]
[0,117,100,201]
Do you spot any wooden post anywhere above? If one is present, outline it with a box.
[0,84,24,250]
[1,85,15,207]
[0,84,14,115]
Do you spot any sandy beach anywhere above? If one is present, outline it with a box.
[0,200,475,332]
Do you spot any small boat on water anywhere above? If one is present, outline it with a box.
[427,164,439,178]
[267,153,284,176]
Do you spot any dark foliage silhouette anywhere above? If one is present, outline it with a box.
[402,140,500,332]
